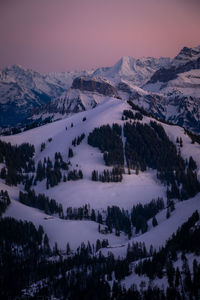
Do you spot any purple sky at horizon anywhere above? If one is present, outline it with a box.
[0,0,199,73]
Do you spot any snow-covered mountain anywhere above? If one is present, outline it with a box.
[0,57,170,127]
[1,95,200,298]
[144,45,200,92]
[30,76,120,121]
[0,64,90,126]
[93,56,171,86]
[139,45,200,132]
[0,45,200,134]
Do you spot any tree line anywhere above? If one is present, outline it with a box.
[1,212,200,299]
[0,140,35,186]
[122,109,143,120]
[0,190,10,216]
[88,124,124,166]
[19,189,64,217]
[91,167,123,182]
[124,121,200,200]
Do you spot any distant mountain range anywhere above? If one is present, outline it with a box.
[1,46,200,299]
[0,45,200,133]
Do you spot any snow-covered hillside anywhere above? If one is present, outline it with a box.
[1,97,200,251]
[1,95,200,298]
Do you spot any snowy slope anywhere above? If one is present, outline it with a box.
[4,198,127,251]
[1,96,200,257]
[1,98,166,210]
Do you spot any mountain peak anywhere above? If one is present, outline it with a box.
[115,56,135,71]
[4,64,27,73]
[172,45,200,67]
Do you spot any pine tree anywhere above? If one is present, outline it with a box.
[0,167,6,179]
[188,156,197,170]
[152,216,158,227]
[91,209,96,221]
[135,166,139,175]
[78,169,83,179]
[46,179,49,190]
[53,242,59,255]
[175,267,181,287]
[40,142,46,152]
[97,212,103,224]
[170,200,175,212]
[166,259,175,287]
[96,239,101,252]
[68,148,74,158]
[66,242,71,255]
[166,208,170,219]
[180,137,183,147]
[44,233,51,254]
[91,170,98,181]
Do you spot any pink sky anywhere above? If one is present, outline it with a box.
[0,0,199,72]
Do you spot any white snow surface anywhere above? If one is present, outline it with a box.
[4,198,127,251]
[1,96,200,256]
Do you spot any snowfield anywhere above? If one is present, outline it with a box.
[1,96,200,257]
[4,198,127,251]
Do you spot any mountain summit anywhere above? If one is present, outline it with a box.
[93,55,171,85]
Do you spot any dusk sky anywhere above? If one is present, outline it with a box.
[0,0,199,73]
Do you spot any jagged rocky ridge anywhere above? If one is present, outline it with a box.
[0,45,200,133]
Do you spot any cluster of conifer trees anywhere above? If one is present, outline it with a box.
[19,190,64,217]
[185,129,200,144]
[0,190,10,216]
[35,152,69,188]
[1,211,200,299]
[127,100,176,127]
[135,211,200,298]
[66,205,97,221]
[122,109,143,120]
[67,169,83,180]
[65,199,165,238]
[33,152,83,189]
[131,197,164,234]
[87,120,200,201]
[106,206,132,237]
[91,167,123,182]
[0,217,52,299]
[127,100,152,118]
[0,139,85,190]
[72,133,85,146]
[0,118,52,136]
[0,140,35,185]
[124,121,200,200]
[88,124,124,166]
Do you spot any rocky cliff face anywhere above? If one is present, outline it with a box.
[29,77,119,122]
[71,76,119,98]
[0,65,89,126]
[146,46,200,85]
[117,79,200,133]
[0,47,200,133]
